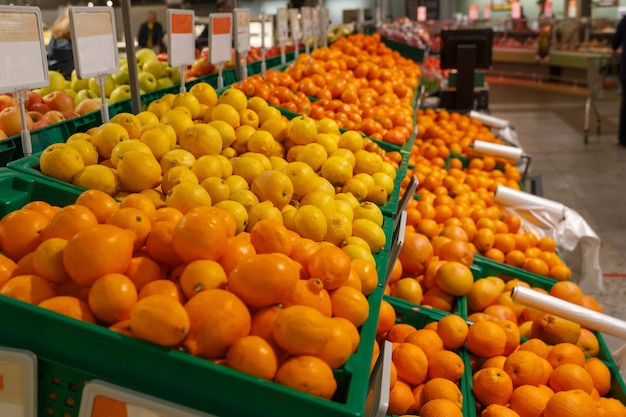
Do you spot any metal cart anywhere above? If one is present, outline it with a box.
[584,54,621,144]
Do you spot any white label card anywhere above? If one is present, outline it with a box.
[301,7,312,39]
[544,2,553,17]
[234,8,250,53]
[511,1,522,18]
[0,348,37,417]
[69,7,118,79]
[417,6,427,22]
[209,13,233,64]
[312,8,320,39]
[289,9,300,41]
[469,4,479,20]
[0,7,48,93]
[167,9,195,68]
[320,8,329,38]
[568,0,578,17]
[277,8,289,44]
[484,4,491,19]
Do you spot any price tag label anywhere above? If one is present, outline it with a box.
[208,13,233,64]
[0,7,48,93]
[233,8,250,53]
[483,4,492,19]
[0,348,37,417]
[417,6,427,22]
[277,8,289,44]
[469,4,479,20]
[544,1,553,17]
[69,6,119,79]
[167,9,195,68]
[374,7,382,25]
[311,8,320,43]
[568,0,578,17]
[320,8,329,41]
[301,7,312,40]
[289,9,301,42]
[511,1,522,18]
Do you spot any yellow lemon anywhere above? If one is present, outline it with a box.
[300,190,335,216]
[140,188,166,209]
[341,178,368,202]
[341,244,375,264]
[208,120,236,148]
[72,165,118,195]
[282,161,317,200]
[116,150,162,192]
[310,176,336,196]
[179,123,223,158]
[257,106,281,125]
[110,140,153,168]
[372,172,395,196]
[218,88,248,112]
[208,103,240,128]
[321,155,353,186]
[295,143,328,172]
[146,99,172,120]
[337,130,364,152]
[352,173,375,189]
[40,143,85,183]
[191,155,223,183]
[172,92,201,119]
[380,161,397,179]
[136,111,160,127]
[239,109,259,128]
[366,185,388,206]
[229,189,259,211]
[231,156,264,185]
[292,205,327,242]
[247,96,268,113]
[251,170,294,210]
[110,112,142,139]
[215,154,233,178]
[260,117,289,142]
[330,148,356,168]
[165,182,212,213]
[342,236,371,250]
[201,177,230,204]
[246,130,275,156]
[333,200,354,222]
[91,122,130,159]
[67,140,99,166]
[315,133,339,154]
[353,201,383,227]
[335,192,360,209]
[246,200,282,232]
[354,150,383,175]
[214,200,248,234]
[281,204,297,230]
[225,175,249,194]
[140,127,172,160]
[66,132,92,143]
[323,211,352,247]
[189,82,218,106]
[269,156,288,171]
[161,165,198,195]
[221,147,237,159]
[352,218,386,254]
[288,115,318,145]
[160,149,197,175]
[240,152,271,171]
[317,118,340,135]
[157,123,177,146]
[160,109,194,140]
[232,125,256,154]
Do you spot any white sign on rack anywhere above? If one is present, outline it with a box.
[311,8,320,46]
[469,4,479,20]
[511,2,522,19]
[234,8,250,53]
[277,8,289,45]
[483,4,491,19]
[209,13,233,64]
[0,347,37,417]
[417,6,427,22]
[289,9,301,43]
[320,8,329,44]
[544,2,554,18]
[301,7,312,41]
[69,6,119,79]
[167,9,195,68]
[0,6,49,93]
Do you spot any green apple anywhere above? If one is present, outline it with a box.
[75,89,100,105]
[156,77,175,90]
[48,70,67,91]
[33,87,52,97]
[136,48,158,68]
[70,70,90,92]
[142,58,166,78]
[88,75,115,98]
[119,58,128,68]
[112,70,130,86]
[109,85,132,103]
[137,72,157,93]
[63,88,77,100]
[168,67,181,85]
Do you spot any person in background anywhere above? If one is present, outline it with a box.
[46,7,74,79]
[137,11,165,52]
[612,14,626,147]
[195,0,232,49]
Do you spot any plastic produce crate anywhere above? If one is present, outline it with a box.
[380,37,427,63]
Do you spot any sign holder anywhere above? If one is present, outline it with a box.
[209,13,233,90]
[0,6,49,157]
[301,7,312,55]
[0,347,37,417]
[277,8,289,65]
[167,9,195,93]
[69,6,119,123]
[289,9,301,60]
[312,8,320,50]
[234,8,250,80]
[260,10,267,74]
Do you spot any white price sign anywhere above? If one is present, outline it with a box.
[511,1,522,19]
[301,7,312,40]
[544,1,553,17]
[208,13,233,64]
[0,348,37,417]
[167,10,195,68]
[484,4,492,19]
[234,8,250,53]
[312,8,320,42]
[469,4,479,20]
[0,7,49,93]
[320,8,329,40]
[417,6,427,22]
[289,9,301,42]
[69,7,119,79]
[277,8,289,44]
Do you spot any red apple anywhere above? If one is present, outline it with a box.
[75,98,101,115]
[60,111,79,120]
[26,90,44,110]
[0,106,33,137]
[43,91,75,113]
[28,111,49,130]
[0,95,18,111]
[29,102,52,114]
[43,110,66,125]
[0,129,7,140]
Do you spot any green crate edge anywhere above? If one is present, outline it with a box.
[380,37,427,64]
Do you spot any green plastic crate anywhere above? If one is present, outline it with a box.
[380,37,427,64]
[470,254,556,292]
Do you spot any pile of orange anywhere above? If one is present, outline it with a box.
[0,189,382,400]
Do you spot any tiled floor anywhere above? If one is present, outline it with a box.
[486,78,626,369]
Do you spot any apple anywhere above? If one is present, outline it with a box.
[168,67,181,85]
[48,70,67,92]
[156,77,175,90]
[142,58,166,78]
[43,110,66,125]
[112,69,130,86]
[28,111,49,130]
[29,102,52,114]
[43,91,76,113]
[0,95,18,111]
[138,72,157,93]
[75,99,100,115]
[75,89,100,105]
[109,85,132,103]
[61,111,79,120]
[119,58,128,68]
[136,48,158,68]
[33,87,52,97]
[25,91,44,110]
[157,52,168,62]
[88,75,116,98]
[63,88,78,100]
[0,129,6,140]
[70,70,90,92]
[0,106,33,137]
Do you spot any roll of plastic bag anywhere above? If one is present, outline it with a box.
[469,110,509,129]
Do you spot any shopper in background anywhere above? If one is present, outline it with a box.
[46,7,75,80]
[612,14,626,147]
[195,0,232,49]
[137,12,165,53]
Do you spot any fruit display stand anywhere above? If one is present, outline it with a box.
[379,37,427,64]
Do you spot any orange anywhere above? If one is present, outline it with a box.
[503,350,545,387]
[179,260,227,299]
[226,335,278,380]
[543,389,599,417]
[32,237,70,284]
[482,356,507,370]
[427,350,465,383]
[307,246,352,291]
[496,319,521,356]
[329,286,369,327]
[519,338,552,359]
[130,294,190,347]
[275,356,337,400]
[548,281,583,302]
[124,256,163,290]
[218,232,257,273]
[576,328,600,357]
[419,378,463,410]
[249,219,293,255]
[585,357,611,396]
[228,253,300,308]
[0,254,17,288]
[387,379,415,416]
[105,207,152,250]
[386,323,417,343]
[87,273,137,324]
[436,314,469,349]
[596,397,626,417]
[283,277,331,315]
[0,274,57,304]
[437,239,474,267]
[531,313,581,345]
[419,399,463,417]
[145,221,183,267]
[570,295,604,313]
[467,278,501,312]
[405,329,444,358]
[393,342,429,385]
[549,264,573,281]
[119,193,157,218]
[22,201,59,221]
[315,318,353,369]
[398,232,433,275]
[546,342,586,368]
[350,258,378,296]
[63,224,135,287]
[467,321,507,358]
[548,363,594,394]
[272,305,331,356]
[183,289,251,358]
[435,261,474,296]
[523,258,549,276]
[138,279,185,303]
[472,367,514,406]
[509,385,551,417]
[505,250,526,268]
[41,204,99,241]
[171,206,229,263]
[481,404,521,417]
[376,299,396,336]
[38,295,96,323]
[152,207,184,224]
[333,317,360,353]
[0,208,49,261]
[421,286,455,312]
[536,236,557,252]
[250,305,283,346]
[288,238,319,272]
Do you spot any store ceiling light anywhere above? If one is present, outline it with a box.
[106,0,113,6]
[87,2,94,7]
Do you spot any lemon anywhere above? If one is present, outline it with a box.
[218,88,248,112]
[323,211,352,247]
[116,150,162,192]
[208,120,236,148]
[140,127,172,160]
[288,115,318,145]
[208,103,241,129]
[171,106,192,119]
[232,125,256,154]
[201,177,230,204]
[372,172,395,196]
[257,106,281,125]
[333,200,354,222]
[229,189,259,211]
[191,155,223,183]
[40,143,85,183]
[246,201,282,232]
[315,133,339,154]
[156,123,177,146]
[161,166,198,194]
[281,204,297,230]
[160,109,194,140]
[335,192,360,209]
[140,189,167,209]
[67,140,99,166]
[189,82,218,106]
[342,244,375,264]
[337,130,364,152]
[231,156,264,185]
[172,92,201,119]
[110,112,142,139]
[342,236,371,250]
[317,118,340,135]
[66,132,92,143]
[136,111,160,127]
[160,149,197,175]
[353,201,384,227]
[72,165,118,195]
[251,170,294,210]
[300,190,335,215]
[247,96,268,113]
[295,143,328,172]
[225,175,249,193]
[246,130,275,156]
[285,144,303,162]
[270,140,286,158]
[321,155,353,186]
[366,185,388,206]
[311,176,336,196]
[260,117,289,142]
[293,205,327,241]
[161,94,176,107]
[352,218,386,253]
[91,122,130,159]
[354,150,383,175]
[215,155,233,178]
[197,104,210,120]
[179,123,223,158]
[330,148,356,168]
[269,156,288,171]
[221,147,237,159]
[239,109,260,129]
[352,173,375,188]
[341,178,368,202]
[214,200,248,234]
[165,182,212,213]
[282,161,316,199]
[380,161,397,179]
[146,99,172,119]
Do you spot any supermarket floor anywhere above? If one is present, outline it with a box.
[486,77,626,368]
